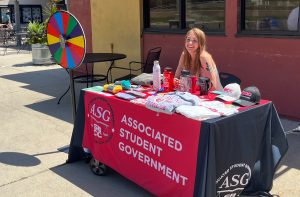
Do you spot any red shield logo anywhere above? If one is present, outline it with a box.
[87,97,115,144]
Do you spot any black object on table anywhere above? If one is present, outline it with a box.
[57,52,126,105]
[219,72,241,87]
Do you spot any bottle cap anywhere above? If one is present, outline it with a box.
[164,67,172,71]
[181,69,190,76]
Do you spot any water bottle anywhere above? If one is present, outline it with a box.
[163,67,174,92]
[152,60,161,91]
[180,70,191,92]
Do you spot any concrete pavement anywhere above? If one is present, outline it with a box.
[0,52,299,197]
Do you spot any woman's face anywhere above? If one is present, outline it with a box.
[185,31,199,55]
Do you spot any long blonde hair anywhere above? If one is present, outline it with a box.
[182,28,206,76]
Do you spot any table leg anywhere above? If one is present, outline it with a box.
[85,63,89,88]
[91,63,94,87]
[57,85,70,104]
[69,70,77,123]
[57,69,70,104]
[107,60,115,83]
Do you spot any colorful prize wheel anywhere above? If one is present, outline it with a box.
[47,10,86,69]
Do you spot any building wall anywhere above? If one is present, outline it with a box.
[68,0,92,53]
[143,0,300,119]
[89,0,142,79]
[68,0,142,79]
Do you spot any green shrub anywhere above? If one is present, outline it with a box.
[27,21,47,45]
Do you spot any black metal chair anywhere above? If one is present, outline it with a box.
[57,63,104,104]
[57,66,92,105]
[16,31,31,54]
[110,47,162,82]
[219,72,241,87]
[1,29,16,55]
[57,53,127,104]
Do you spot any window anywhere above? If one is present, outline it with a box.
[240,0,300,35]
[55,0,67,11]
[186,0,225,31]
[144,0,225,33]
[20,5,42,23]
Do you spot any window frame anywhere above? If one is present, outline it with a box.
[143,0,226,35]
[238,0,300,37]
[19,5,43,24]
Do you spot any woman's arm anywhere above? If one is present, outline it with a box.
[200,52,223,91]
[210,58,223,91]
[175,52,184,78]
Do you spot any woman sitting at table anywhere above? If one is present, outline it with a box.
[175,27,223,91]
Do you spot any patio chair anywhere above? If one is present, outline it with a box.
[57,53,126,104]
[16,31,31,54]
[110,47,162,82]
[57,64,100,104]
[219,72,241,87]
[1,29,16,55]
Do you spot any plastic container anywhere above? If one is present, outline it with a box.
[163,67,174,92]
[180,70,191,92]
[198,77,210,95]
[152,60,161,91]
[31,44,52,65]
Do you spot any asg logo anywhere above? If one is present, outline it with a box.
[88,97,115,144]
[216,163,251,197]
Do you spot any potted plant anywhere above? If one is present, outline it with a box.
[27,20,52,65]
[27,0,61,65]
[27,21,47,45]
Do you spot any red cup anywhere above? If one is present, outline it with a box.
[190,76,197,93]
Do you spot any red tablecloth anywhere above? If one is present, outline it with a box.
[68,90,288,197]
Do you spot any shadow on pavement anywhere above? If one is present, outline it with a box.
[0,67,87,124]
[12,61,40,67]
[0,152,41,167]
[0,145,70,167]
[279,117,299,132]
[25,98,73,123]
[1,68,68,98]
[51,161,153,197]
[274,132,300,179]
